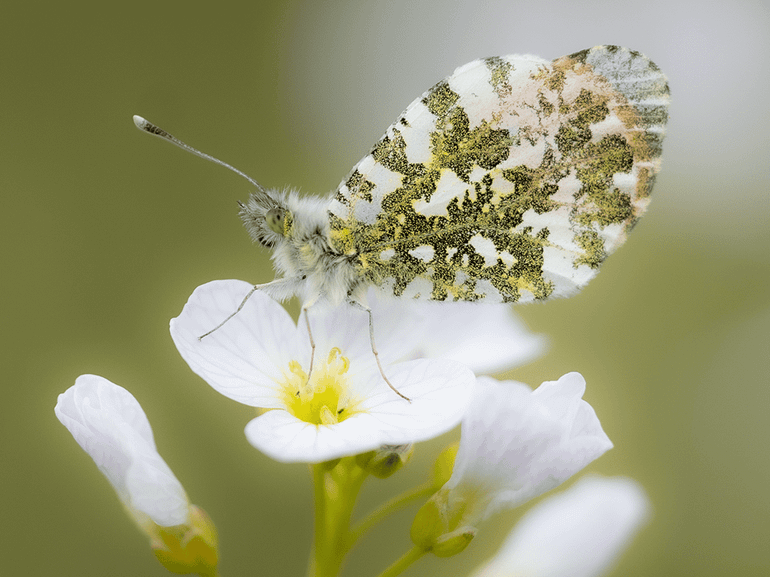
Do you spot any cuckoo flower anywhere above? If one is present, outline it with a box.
[411,373,613,555]
[170,280,477,463]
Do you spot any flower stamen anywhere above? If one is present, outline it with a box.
[282,347,359,426]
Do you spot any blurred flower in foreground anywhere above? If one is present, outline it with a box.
[55,375,218,576]
[471,476,650,577]
[170,280,478,463]
[412,373,613,556]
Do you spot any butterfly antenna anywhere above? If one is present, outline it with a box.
[132,115,266,192]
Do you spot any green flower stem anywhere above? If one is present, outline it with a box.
[374,546,426,577]
[347,482,435,549]
[309,458,369,577]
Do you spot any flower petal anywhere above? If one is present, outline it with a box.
[55,375,189,528]
[407,301,548,374]
[170,280,304,407]
[339,290,547,374]
[300,296,400,370]
[245,358,475,462]
[472,476,650,577]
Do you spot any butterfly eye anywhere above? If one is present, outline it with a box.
[266,207,286,235]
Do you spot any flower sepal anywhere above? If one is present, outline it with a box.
[411,489,476,556]
[431,526,476,557]
[150,505,219,576]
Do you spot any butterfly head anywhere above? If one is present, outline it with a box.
[239,189,292,248]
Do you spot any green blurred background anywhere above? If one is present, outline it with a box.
[2,0,768,575]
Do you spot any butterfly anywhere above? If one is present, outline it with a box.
[135,45,669,398]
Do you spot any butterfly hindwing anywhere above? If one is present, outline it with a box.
[328,45,669,304]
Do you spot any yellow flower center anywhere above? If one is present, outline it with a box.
[281,347,360,426]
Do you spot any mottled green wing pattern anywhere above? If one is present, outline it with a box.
[328,46,669,303]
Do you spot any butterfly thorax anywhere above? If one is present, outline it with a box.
[240,189,363,305]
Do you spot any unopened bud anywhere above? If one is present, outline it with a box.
[431,442,459,488]
[356,444,413,478]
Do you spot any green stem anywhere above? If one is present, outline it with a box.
[347,482,435,550]
[374,546,426,577]
[308,459,368,577]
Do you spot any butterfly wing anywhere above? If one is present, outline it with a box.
[328,46,670,303]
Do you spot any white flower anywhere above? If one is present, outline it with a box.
[471,476,650,577]
[170,280,476,463]
[55,375,190,530]
[411,373,612,554]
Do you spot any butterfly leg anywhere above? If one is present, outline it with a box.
[198,278,297,340]
[348,300,411,402]
[300,298,320,386]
